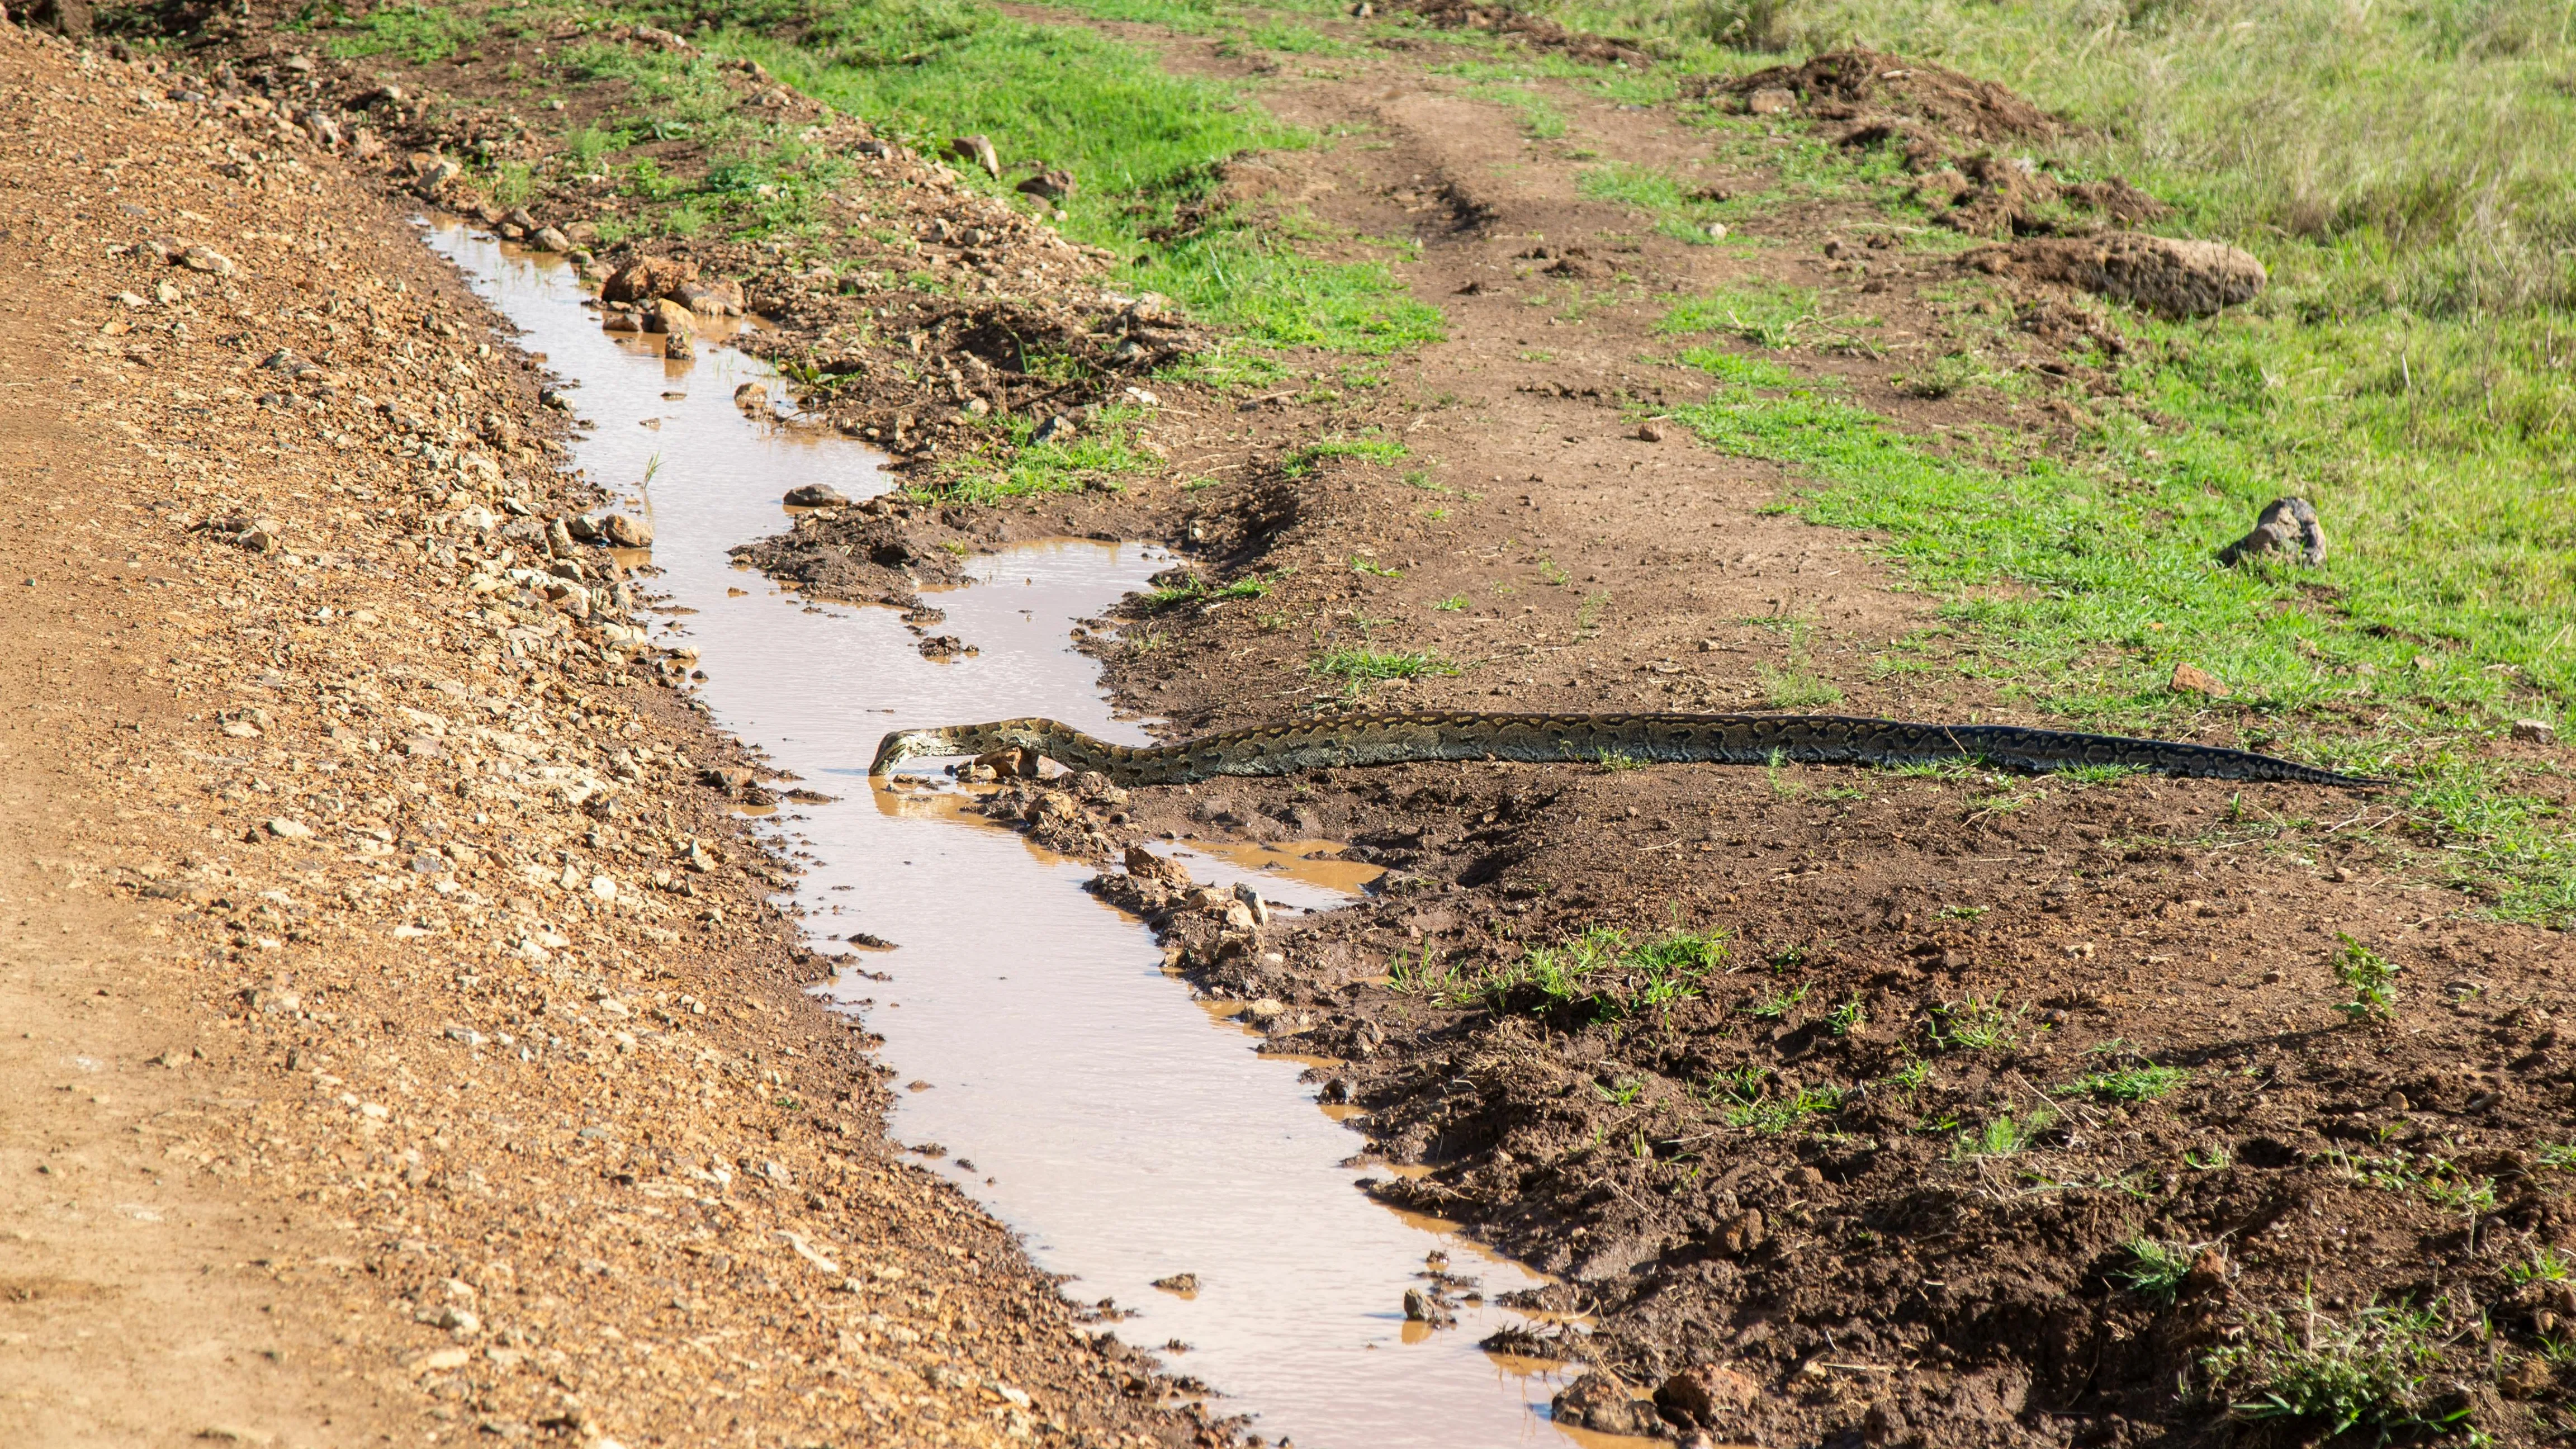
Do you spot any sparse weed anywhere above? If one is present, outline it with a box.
[2334,935,2403,1021]
[2058,1064,2190,1103]
[1826,993,1868,1038]
[1726,1083,1849,1135]
[1952,1105,2055,1158]
[2506,1248,2574,1286]
[2116,1238,2201,1304]
[2203,1297,2465,1439]
[1469,926,1728,1022]
[1928,995,2025,1053]
[1879,1058,1933,1092]
[1741,982,1809,1020]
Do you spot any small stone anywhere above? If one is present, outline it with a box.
[1745,87,1797,115]
[783,484,849,507]
[1636,420,1665,443]
[263,817,312,840]
[1031,413,1078,446]
[436,1305,481,1334]
[603,513,653,548]
[2511,719,2556,746]
[2168,661,2225,697]
[645,297,696,334]
[1150,1272,1200,1295]
[662,333,692,362]
[180,244,236,276]
[443,1026,485,1046]
[1401,1287,1454,1324]
[532,226,572,252]
[950,134,1002,178]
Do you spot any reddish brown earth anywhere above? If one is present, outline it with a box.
[0,19,1197,1448]
[18,1,2576,1446]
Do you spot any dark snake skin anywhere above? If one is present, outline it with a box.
[868,711,2378,788]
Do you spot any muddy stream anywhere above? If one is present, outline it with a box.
[430,225,1623,1447]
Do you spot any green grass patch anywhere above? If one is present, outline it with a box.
[1660,306,2576,924]
[2202,1297,2468,1439]
[323,1,489,63]
[1578,160,1735,244]
[1461,925,1730,1021]
[2114,1238,2199,1304]
[1950,1105,2054,1158]
[931,403,1163,501]
[1307,648,1454,684]
[2057,1064,2189,1103]
[1283,433,1408,476]
[1661,282,1822,348]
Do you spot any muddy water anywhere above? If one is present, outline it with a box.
[429,225,1618,1447]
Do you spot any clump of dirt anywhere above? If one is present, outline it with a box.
[1720,49,2054,141]
[1398,0,1652,67]
[1899,153,2171,239]
[726,494,981,607]
[1969,233,2269,318]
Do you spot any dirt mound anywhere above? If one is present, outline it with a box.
[1969,233,2269,317]
[1721,49,2053,141]
[1897,152,2171,239]
[728,496,977,605]
[1399,0,1651,67]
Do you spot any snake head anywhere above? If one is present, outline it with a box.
[868,728,956,776]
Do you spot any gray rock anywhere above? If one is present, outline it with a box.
[783,484,849,508]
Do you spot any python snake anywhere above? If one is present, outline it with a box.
[868,711,2377,788]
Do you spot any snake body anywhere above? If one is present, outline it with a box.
[868,711,2376,788]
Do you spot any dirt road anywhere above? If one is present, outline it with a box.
[0,20,1191,1448]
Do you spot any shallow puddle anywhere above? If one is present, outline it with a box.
[429,224,1608,1447]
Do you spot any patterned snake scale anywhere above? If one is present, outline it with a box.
[868,711,2380,789]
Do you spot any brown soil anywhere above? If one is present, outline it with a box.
[31,2,2575,1447]
[710,15,2568,1447]
[0,19,1198,1449]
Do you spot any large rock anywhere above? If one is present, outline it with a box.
[1972,233,2266,317]
[603,514,653,549]
[601,255,697,304]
